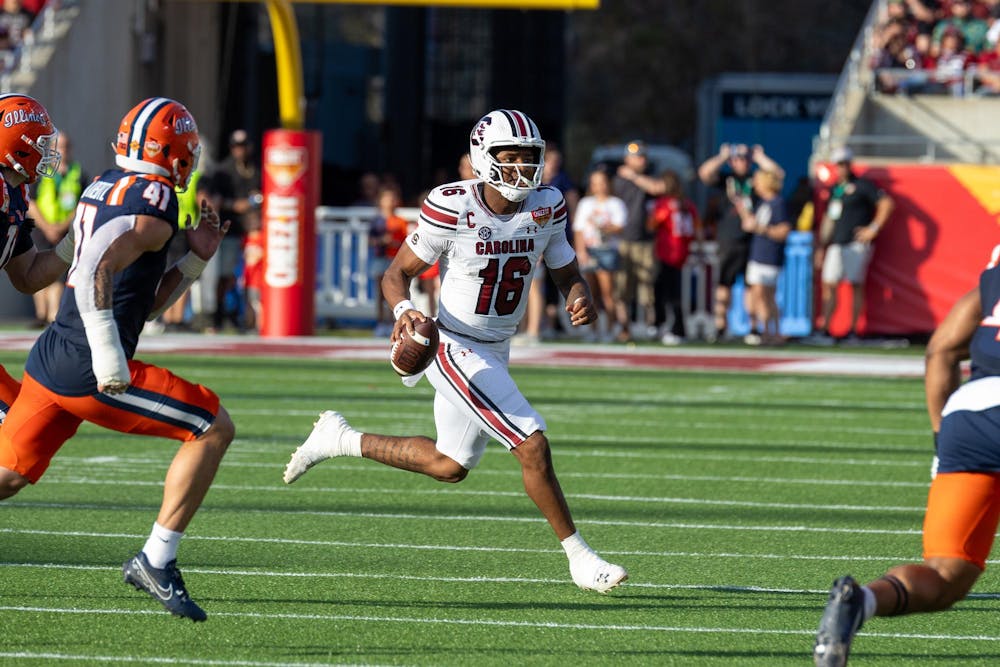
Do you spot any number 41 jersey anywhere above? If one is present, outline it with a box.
[25,168,178,396]
[409,180,574,343]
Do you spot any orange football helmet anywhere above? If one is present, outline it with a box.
[114,97,201,191]
[0,93,60,184]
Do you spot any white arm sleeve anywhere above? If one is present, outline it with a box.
[73,215,135,313]
[147,252,207,321]
[74,215,136,393]
[81,309,130,392]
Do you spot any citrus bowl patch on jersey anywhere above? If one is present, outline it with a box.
[390,319,440,377]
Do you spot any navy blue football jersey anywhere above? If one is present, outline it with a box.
[0,180,36,269]
[969,262,1000,381]
[26,169,179,395]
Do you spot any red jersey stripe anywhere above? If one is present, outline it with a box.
[421,201,458,225]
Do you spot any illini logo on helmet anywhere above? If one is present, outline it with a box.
[174,116,196,134]
[3,108,48,128]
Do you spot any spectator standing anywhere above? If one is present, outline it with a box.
[242,204,264,333]
[0,0,33,45]
[787,176,817,232]
[933,0,989,54]
[28,131,84,327]
[816,147,895,342]
[574,167,627,342]
[647,169,701,345]
[353,171,381,207]
[698,143,784,341]
[930,27,972,95]
[522,144,580,343]
[612,141,665,342]
[872,20,927,93]
[542,144,580,216]
[903,0,942,34]
[882,0,919,36]
[973,32,1000,93]
[734,169,792,346]
[368,185,408,337]
[209,129,260,332]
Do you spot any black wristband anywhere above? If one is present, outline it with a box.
[933,431,939,454]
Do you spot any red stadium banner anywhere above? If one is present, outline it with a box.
[260,129,321,337]
[817,164,1000,336]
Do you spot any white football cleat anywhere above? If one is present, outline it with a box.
[570,554,628,593]
[283,411,353,484]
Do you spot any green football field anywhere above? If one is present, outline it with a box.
[2,348,999,666]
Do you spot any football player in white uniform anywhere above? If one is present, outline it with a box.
[285,109,627,593]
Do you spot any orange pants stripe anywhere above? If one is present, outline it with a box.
[0,361,219,483]
[923,472,1000,570]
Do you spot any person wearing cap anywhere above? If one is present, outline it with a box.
[205,129,261,332]
[612,140,666,342]
[815,146,894,343]
[698,142,784,341]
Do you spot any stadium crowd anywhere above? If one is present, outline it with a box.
[871,0,1000,95]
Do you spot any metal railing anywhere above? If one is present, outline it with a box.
[872,65,1000,98]
[827,133,1000,164]
[313,207,815,339]
[314,205,418,322]
[816,0,883,156]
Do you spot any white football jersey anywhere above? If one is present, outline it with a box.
[407,179,575,342]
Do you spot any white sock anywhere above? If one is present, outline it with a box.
[142,522,183,569]
[861,585,877,621]
[344,429,362,457]
[561,531,597,562]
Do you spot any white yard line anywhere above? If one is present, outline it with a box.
[29,476,929,513]
[1,606,998,642]
[2,503,925,534]
[0,528,955,562]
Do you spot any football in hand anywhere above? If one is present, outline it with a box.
[390,318,440,377]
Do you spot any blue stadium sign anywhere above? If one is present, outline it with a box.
[721,92,831,121]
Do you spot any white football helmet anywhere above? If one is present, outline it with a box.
[469,109,545,202]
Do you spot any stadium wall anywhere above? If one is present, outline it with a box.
[823,163,1000,336]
